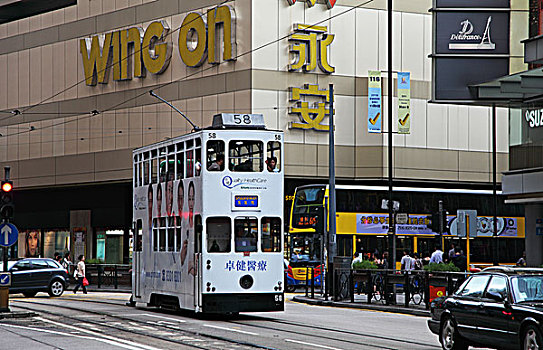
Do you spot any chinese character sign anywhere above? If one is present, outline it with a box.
[225,260,268,272]
[397,72,411,134]
[289,84,334,131]
[289,24,335,74]
[368,71,382,133]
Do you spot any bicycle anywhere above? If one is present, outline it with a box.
[409,273,424,305]
[372,273,386,303]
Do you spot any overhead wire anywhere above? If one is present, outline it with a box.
[2,0,375,139]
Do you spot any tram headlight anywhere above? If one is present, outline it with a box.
[239,275,254,289]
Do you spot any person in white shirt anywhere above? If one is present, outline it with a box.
[351,252,363,268]
[401,250,414,271]
[73,255,87,294]
[430,247,444,264]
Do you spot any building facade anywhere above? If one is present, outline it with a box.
[0,0,527,263]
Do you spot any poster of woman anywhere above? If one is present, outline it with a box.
[25,230,40,257]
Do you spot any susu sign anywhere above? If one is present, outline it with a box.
[80,5,236,86]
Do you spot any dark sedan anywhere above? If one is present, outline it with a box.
[428,267,543,350]
[1,258,70,297]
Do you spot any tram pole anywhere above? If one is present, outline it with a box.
[328,84,337,297]
[492,104,498,266]
[387,0,395,271]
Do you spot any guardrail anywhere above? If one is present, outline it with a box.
[299,268,473,309]
[85,264,131,289]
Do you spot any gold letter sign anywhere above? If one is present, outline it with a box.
[289,84,334,131]
[289,24,334,74]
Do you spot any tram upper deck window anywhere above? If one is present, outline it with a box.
[206,217,231,253]
[266,141,281,172]
[234,217,258,252]
[143,152,150,185]
[229,140,263,172]
[261,217,281,252]
[207,140,225,171]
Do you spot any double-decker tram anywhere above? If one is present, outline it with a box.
[132,114,284,313]
[289,184,525,268]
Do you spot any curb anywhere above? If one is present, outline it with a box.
[292,296,430,317]
[0,311,37,319]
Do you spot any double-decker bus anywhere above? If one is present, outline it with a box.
[289,184,525,269]
[131,114,284,313]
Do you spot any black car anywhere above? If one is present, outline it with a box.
[2,258,70,297]
[428,267,543,350]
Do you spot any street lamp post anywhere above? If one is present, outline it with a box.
[387,0,395,271]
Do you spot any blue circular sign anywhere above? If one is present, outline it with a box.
[0,223,18,247]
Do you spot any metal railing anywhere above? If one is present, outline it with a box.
[85,264,131,289]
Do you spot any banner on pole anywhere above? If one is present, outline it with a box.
[367,70,382,133]
[397,72,411,134]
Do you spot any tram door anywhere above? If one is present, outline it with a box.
[133,220,143,298]
[194,215,202,309]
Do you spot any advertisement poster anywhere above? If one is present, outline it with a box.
[397,72,411,134]
[367,70,382,133]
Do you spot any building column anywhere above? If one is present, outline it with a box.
[524,204,543,266]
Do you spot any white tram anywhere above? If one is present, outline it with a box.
[131,114,284,313]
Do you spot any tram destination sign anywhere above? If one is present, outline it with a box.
[212,113,266,129]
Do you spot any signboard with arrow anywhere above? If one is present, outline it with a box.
[0,223,18,247]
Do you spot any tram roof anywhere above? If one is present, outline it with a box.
[296,184,502,196]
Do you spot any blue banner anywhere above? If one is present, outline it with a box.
[368,71,382,133]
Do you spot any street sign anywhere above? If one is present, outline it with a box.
[0,272,11,287]
[396,213,408,224]
[0,223,18,247]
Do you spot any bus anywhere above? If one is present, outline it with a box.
[131,113,284,313]
[289,184,525,269]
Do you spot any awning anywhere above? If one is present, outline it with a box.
[471,67,543,108]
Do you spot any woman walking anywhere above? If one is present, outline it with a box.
[73,255,87,294]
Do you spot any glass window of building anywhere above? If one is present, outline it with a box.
[266,141,281,172]
[207,217,231,253]
[261,217,281,252]
[234,217,258,252]
[229,140,263,172]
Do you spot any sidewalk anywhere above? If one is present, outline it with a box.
[73,283,131,293]
[292,292,430,317]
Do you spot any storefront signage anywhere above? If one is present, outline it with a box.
[288,84,333,131]
[397,72,410,134]
[367,70,382,134]
[288,24,334,74]
[286,0,336,9]
[80,5,236,86]
[524,108,543,128]
[431,1,509,101]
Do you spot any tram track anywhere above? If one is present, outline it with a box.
[10,299,277,350]
[11,296,439,350]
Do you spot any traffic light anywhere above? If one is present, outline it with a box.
[441,211,450,234]
[0,180,13,220]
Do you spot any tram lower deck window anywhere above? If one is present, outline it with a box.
[235,217,258,252]
[206,217,231,253]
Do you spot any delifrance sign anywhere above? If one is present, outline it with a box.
[448,17,495,50]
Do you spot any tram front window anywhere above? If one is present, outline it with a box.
[229,140,263,172]
[207,217,231,253]
[235,217,258,252]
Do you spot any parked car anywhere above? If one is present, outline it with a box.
[428,266,543,350]
[0,258,70,297]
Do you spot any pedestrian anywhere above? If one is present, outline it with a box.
[73,255,88,294]
[452,250,467,271]
[430,246,444,264]
[516,251,527,267]
[448,243,456,263]
[381,251,389,270]
[401,250,413,271]
[412,252,424,271]
[351,251,363,268]
[62,253,71,271]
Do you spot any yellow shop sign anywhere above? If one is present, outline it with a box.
[80,5,236,86]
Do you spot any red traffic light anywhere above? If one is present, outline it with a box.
[1,181,12,192]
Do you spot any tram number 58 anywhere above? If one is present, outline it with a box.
[233,114,252,124]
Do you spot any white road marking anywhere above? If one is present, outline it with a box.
[123,313,186,323]
[203,324,258,336]
[0,323,153,350]
[35,317,163,350]
[285,339,344,350]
